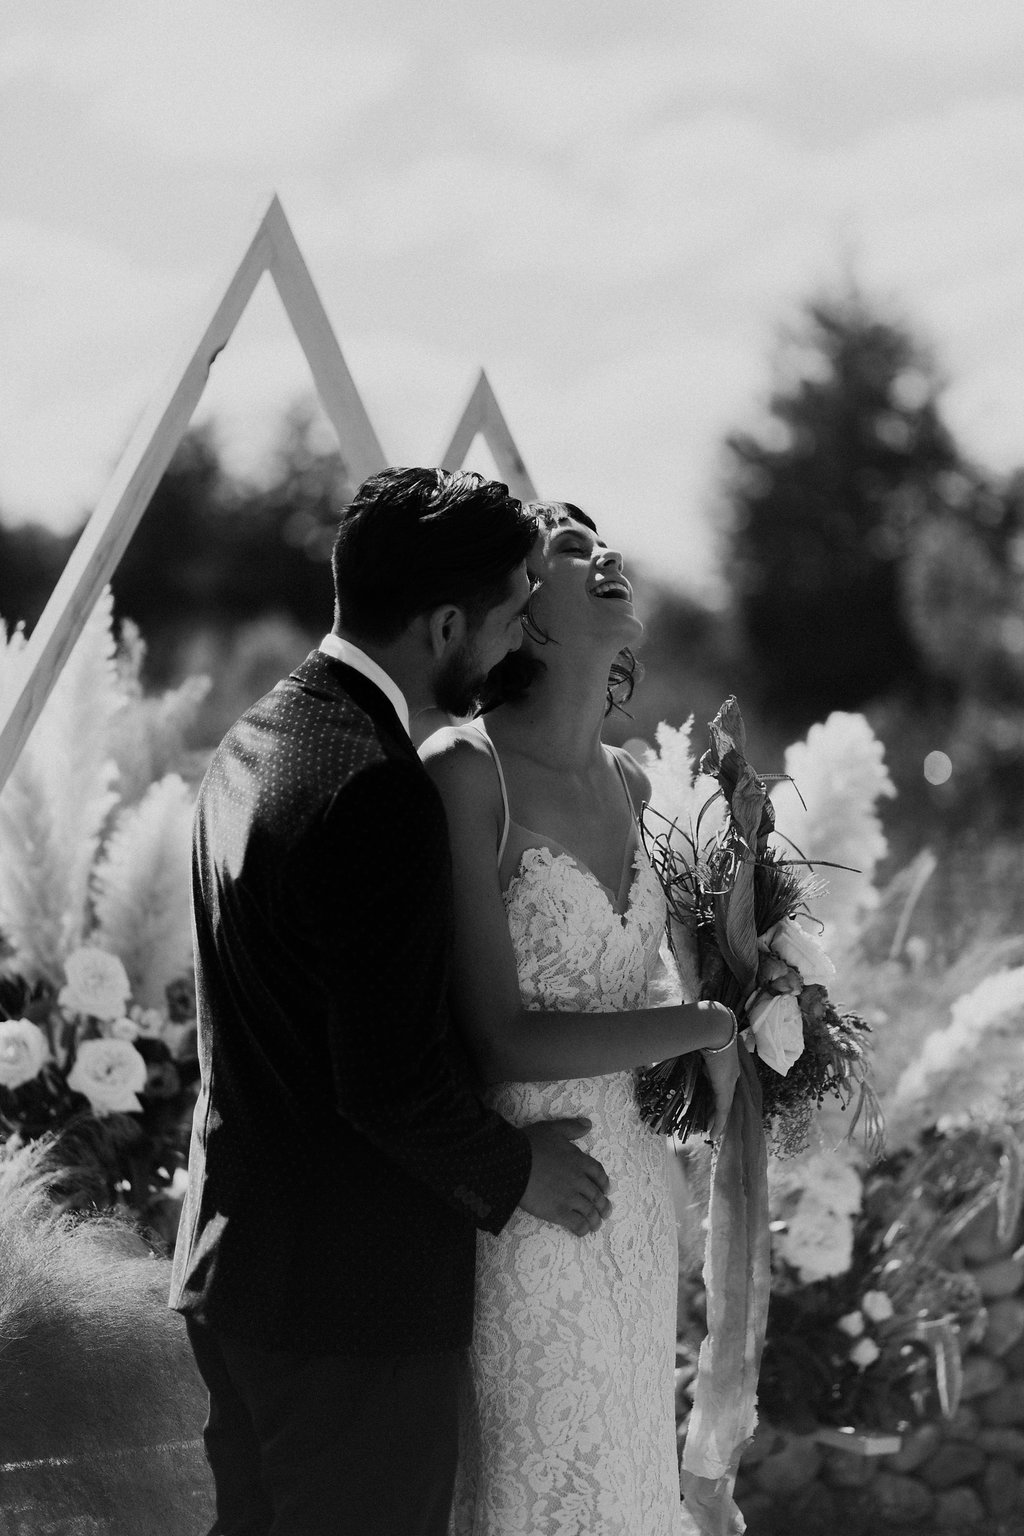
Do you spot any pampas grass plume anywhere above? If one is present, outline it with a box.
[886,964,1024,1144]
[0,591,122,982]
[640,717,726,859]
[107,621,210,808]
[92,775,195,1009]
[772,712,895,957]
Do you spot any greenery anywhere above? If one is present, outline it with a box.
[755,1118,1019,1434]
[1,280,1022,942]
[724,290,960,725]
[0,404,353,746]
[2,288,1024,1500]
[0,957,199,1247]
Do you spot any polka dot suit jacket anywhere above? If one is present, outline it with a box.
[169,650,532,1354]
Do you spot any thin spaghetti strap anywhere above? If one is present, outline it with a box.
[470,722,511,863]
[609,748,639,825]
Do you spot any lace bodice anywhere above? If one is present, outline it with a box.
[505,842,666,1014]
[451,840,689,1536]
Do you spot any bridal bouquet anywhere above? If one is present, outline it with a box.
[638,697,881,1158]
[650,701,887,1533]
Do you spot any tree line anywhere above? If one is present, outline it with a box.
[3,289,1023,929]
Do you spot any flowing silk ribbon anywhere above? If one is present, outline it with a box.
[682,698,772,1535]
[680,1048,769,1535]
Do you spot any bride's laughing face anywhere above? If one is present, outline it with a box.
[523,513,643,653]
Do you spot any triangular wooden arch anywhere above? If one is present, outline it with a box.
[0,196,537,793]
[440,370,538,504]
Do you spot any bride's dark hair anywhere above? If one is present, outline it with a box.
[478,501,639,717]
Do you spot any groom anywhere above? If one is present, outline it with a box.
[170,467,611,1536]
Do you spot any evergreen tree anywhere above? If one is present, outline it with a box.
[109,424,236,684]
[110,408,353,685]
[724,291,961,726]
[0,520,77,634]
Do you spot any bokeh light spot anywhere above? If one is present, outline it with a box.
[1001,615,1024,656]
[923,751,953,786]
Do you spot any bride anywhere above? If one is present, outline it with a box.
[421,502,739,1536]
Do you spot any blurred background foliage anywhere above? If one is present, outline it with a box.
[3,286,1022,952]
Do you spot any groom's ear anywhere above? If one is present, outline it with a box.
[426,604,468,659]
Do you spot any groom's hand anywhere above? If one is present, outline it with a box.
[518,1119,611,1237]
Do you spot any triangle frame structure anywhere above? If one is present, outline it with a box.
[0,196,387,793]
[440,370,538,503]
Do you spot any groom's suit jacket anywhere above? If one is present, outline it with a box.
[169,649,531,1354]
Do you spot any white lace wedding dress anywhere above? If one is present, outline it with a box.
[450,735,689,1536]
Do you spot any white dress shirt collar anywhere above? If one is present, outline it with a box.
[318,634,411,738]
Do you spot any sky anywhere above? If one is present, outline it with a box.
[3,0,1024,595]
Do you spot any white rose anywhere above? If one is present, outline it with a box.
[862,1289,894,1323]
[763,919,836,988]
[849,1336,881,1370]
[59,947,132,1021]
[748,992,805,1077]
[837,1310,865,1337]
[769,1150,864,1220]
[108,1016,139,1041]
[67,1038,147,1114]
[0,1018,50,1088]
[777,1195,855,1282]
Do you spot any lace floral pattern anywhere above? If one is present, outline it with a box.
[451,846,688,1536]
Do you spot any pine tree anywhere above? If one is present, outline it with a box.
[725,290,961,726]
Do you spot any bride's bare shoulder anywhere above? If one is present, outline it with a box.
[419,724,500,803]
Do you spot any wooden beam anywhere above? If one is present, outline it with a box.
[0,197,382,794]
[264,197,386,484]
[439,370,539,502]
[0,200,540,797]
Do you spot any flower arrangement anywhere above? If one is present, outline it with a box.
[0,947,198,1239]
[0,590,206,1244]
[768,1148,862,1283]
[638,697,881,1156]
[753,1119,1018,1434]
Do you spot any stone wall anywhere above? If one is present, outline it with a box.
[679,1212,1024,1534]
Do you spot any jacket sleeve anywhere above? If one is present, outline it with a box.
[292,755,532,1234]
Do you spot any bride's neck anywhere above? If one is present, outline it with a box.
[493,656,612,770]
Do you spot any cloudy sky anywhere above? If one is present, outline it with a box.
[3,0,1024,593]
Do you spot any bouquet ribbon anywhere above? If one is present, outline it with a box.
[681,1046,769,1535]
[682,698,772,1534]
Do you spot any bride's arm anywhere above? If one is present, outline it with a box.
[421,730,735,1084]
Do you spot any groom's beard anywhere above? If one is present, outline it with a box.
[434,641,488,719]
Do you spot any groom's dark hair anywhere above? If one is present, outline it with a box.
[331,467,537,643]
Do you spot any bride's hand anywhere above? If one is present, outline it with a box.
[700,1009,740,1144]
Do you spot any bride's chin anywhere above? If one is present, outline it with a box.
[582,621,644,661]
